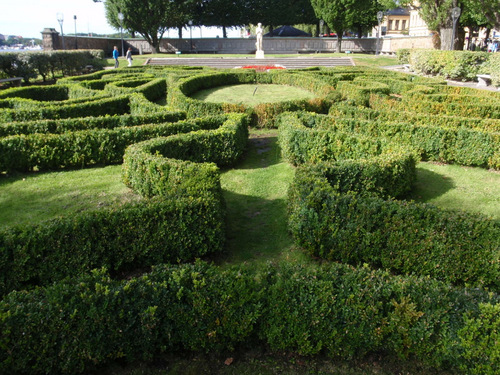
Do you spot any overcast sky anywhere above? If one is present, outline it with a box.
[0,0,240,39]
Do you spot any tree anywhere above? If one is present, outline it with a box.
[196,0,246,38]
[310,0,383,52]
[98,0,199,53]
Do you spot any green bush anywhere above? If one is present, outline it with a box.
[168,70,336,127]
[0,95,130,122]
[1,261,499,374]
[408,50,489,80]
[0,50,105,83]
[122,113,249,198]
[0,111,186,137]
[0,116,212,173]
[288,166,500,289]
[0,262,260,373]
[459,303,500,375]
[0,196,225,297]
[0,84,69,101]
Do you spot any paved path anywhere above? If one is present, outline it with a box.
[145,57,354,69]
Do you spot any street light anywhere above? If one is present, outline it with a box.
[188,20,193,52]
[56,12,65,50]
[118,12,125,57]
[376,11,384,55]
[451,7,461,50]
[73,15,78,49]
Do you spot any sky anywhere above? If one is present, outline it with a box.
[0,0,241,39]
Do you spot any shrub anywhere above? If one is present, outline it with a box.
[0,116,213,173]
[288,164,500,289]
[0,196,225,297]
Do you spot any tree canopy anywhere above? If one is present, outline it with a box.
[310,0,383,52]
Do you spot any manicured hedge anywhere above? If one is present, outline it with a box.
[168,70,336,127]
[0,115,213,173]
[277,111,397,166]
[0,110,186,137]
[0,95,130,122]
[122,113,249,198]
[287,159,500,290]
[289,111,499,169]
[0,196,225,297]
[0,84,69,101]
[1,261,499,374]
[329,103,500,132]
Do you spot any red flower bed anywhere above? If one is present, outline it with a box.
[237,64,286,71]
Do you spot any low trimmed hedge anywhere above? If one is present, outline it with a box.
[288,162,500,289]
[291,111,499,169]
[0,84,69,101]
[0,116,222,173]
[122,113,249,198]
[0,111,186,137]
[278,111,397,166]
[0,196,225,297]
[168,70,336,127]
[329,103,500,132]
[0,95,130,122]
[1,261,499,374]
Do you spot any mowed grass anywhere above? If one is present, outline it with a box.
[0,165,140,229]
[190,84,316,106]
[219,129,301,265]
[407,162,500,221]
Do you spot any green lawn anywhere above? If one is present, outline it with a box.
[191,84,316,106]
[0,166,140,229]
[407,162,500,221]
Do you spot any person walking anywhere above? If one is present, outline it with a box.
[126,47,133,67]
[113,46,119,68]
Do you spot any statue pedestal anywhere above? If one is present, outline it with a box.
[255,50,265,59]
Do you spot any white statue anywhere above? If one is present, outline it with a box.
[256,23,263,52]
[255,23,264,58]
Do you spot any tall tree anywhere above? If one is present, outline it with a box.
[310,0,383,52]
[100,0,199,53]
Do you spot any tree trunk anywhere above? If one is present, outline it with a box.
[223,26,227,38]
[440,28,453,50]
[336,34,342,53]
[178,27,183,39]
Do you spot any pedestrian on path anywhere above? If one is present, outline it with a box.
[113,46,119,68]
[126,47,133,67]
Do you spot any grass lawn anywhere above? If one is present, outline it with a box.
[407,162,500,221]
[190,84,316,106]
[0,165,140,229]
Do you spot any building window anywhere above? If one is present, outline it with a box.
[388,20,393,30]
[402,20,407,30]
[395,20,400,30]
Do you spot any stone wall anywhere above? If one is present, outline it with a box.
[41,28,433,56]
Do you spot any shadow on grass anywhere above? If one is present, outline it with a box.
[403,166,456,202]
[230,134,283,171]
[216,189,293,265]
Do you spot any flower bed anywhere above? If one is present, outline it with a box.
[236,64,286,72]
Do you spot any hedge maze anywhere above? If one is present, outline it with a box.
[0,65,499,374]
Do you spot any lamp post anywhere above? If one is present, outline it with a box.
[376,11,383,55]
[73,15,78,49]
[118,12,125,57]
[188,20,193,51]
[451,7,461,50]
[57,12,65,50]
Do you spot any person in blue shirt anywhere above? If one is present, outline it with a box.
[113,46,119,68]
